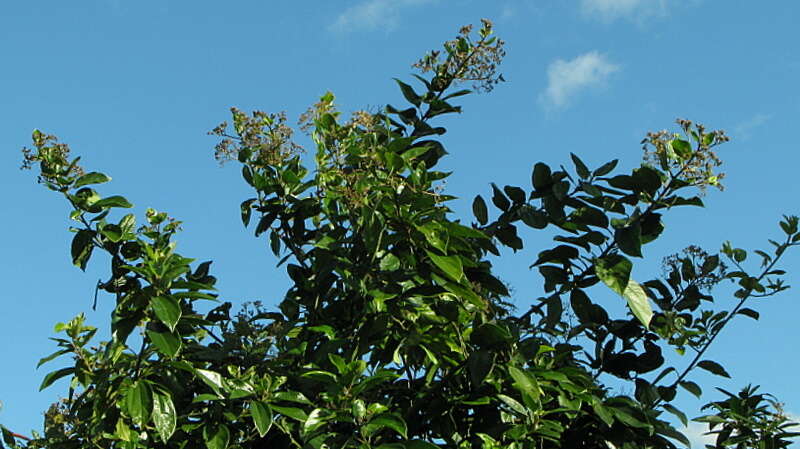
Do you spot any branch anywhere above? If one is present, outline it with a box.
[655,234,796,407]
[9,431,31,441]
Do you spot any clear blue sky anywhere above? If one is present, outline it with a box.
[2,1,799,446]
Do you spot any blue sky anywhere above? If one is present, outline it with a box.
[2,1,799,446]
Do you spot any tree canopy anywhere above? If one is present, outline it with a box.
[3,20,798,449]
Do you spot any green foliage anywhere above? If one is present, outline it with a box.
[4,19,799,449]
[695,385,800,448]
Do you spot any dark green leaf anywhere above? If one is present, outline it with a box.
[491,183,510,211]
[519,205,548,229]
[256,212,278,237]
[701,254,720,273]
[632,166,663,195]
[508,365,540,401]
[240,198,255,227]
[93,195,133,209]
[533,245,579,266]
[125,381,153,427]
[658,386,677,402]
[532,163,552,190]
[570,289,601,326]
[615,222,642,258]
[71,229,95,271]
[593,159,618,177]
[595,255,632,296]
[539,265,568,292]
[270,405,308,422]
[545,294,562,328]
[670,139,692,159]
[203,423,230,449]
[503,185,526,204]
[497,394,527,415]
[662,404,687,427]
[611,407,651,430]
[74,172,111,188]
[570,153,590,179]
[250,400,273,437]
[426,251,463,281]
[591,401,614,427]
[39,367,74,391]
[380,253,401,271]
[471,323,512,347]
[571,207,608,228]
[37,349,70,368]
[195,369,225,394]
[364,414,407,439]
[635,378,659,404]
[472,195,488,225]
[655,424,691,447]
[679,380,702,398]
[737,308,759,320]
[303,408,329,435]
[467,350,493,385]
[394,78,421,107]
[443,89,471,100]
[697,360,730,378]
[147,330,182,357]
[151,296,182,332]
[152,392,177,443]
[272,391,313,404]
[100,223,123,242]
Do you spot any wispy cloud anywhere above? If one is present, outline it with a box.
[580,0,668,22]
[539,51,619,110]
[734,113,772,141]
[500,5,517,21]
[329,0,434,33]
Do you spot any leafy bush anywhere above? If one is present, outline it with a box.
[3,20,798,449]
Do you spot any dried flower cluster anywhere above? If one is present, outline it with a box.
[642,118,728,193]
[662,245,727,291]
[209,108,302,167]
[347,109,379,131]
[412,18,506,93]
[298,93,337,135]
[21,130,85,183]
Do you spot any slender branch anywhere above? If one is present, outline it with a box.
[655,235,795,407]
[8,431,31,441]
[201,325,225,345]
[133,338,148,379]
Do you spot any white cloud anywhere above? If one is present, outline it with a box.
[734,113,772,141]
[580,0,668,22]
[683,421,716,448]
[329,0,434,33]
[539,51,620,110]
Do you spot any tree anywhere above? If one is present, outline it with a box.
[2,19,798,449]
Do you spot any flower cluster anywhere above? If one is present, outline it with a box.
[21,130,85,188]
[209,108,302,167]
[412,18,506,93]
[661,245,727,292]
[642,118,728,193]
